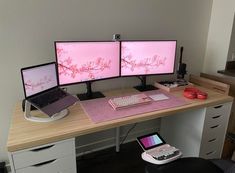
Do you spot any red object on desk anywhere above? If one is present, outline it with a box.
[183,87,207,100]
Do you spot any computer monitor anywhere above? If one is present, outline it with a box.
[55,41,120,100]
[121,40,177,91]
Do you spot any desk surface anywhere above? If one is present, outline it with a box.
[7,87,233,152]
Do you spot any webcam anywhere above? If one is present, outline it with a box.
[113,34,121,41]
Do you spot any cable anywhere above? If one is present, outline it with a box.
[120,123,137,145]
[77,123,138,162]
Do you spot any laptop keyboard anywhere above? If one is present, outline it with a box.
[29,88,68,108]
[146,146,180,160]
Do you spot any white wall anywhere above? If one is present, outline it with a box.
[203,0,235,73]
[227,15,235,61]
[0,0,212,162]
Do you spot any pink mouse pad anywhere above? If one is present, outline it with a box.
[80,90,189,123]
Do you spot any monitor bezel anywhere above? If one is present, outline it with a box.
[120,40,177,77]
[137,132,166,150]
[21,62,58,99]
[54,40,121,87]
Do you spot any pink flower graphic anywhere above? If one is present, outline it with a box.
[121,54,166,73]
[58,57,111,80]
[25,76,53,91]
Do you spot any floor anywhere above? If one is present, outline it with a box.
[77,141,147,173]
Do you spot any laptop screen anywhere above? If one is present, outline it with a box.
[137,132,166,150]
[21,63,58,98]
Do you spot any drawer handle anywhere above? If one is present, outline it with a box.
[212,115,221,119]
[210,125,219,129]
[214,105,223,109]
[208,138,216,142]
[206,151,215,155]
[31,145,54,152]
[32,159,56,167]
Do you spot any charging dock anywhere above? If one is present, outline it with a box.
[24,100,68,122]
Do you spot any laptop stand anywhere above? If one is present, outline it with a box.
[24,100,68,122]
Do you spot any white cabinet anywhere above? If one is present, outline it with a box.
[160,102,232,159]
[199,103,232,159]
[9,138,77,173]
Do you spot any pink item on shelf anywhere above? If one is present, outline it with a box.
[80,90,189,123]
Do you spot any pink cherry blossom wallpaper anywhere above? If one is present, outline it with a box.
[56,42,120,85]
[121,41,176,76]
[22,64,57,97]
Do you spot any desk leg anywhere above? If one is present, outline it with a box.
[116,127,120,152]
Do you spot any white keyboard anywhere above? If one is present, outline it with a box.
[108,93,152,110]
[147,146,179,159]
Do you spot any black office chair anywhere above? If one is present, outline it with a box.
[145,157,235,173]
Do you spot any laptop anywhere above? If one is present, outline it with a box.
[136,132,182,164]
[21,62,78,117]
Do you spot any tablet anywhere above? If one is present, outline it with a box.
[137,132,166,150]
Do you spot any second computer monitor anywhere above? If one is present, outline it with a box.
[121,40,177,76]
[121,40,177,91]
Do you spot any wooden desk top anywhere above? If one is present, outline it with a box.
[7,87,233,152]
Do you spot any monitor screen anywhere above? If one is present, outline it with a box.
[121,41,176,76]
[21,63,58,98]
[55,41,120,85]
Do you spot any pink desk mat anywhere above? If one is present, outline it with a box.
[80,90,189,123]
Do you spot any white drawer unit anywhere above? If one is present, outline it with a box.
[9,138,77,173]
[161,102,232,159]
[16,155,76,173]
[199,102,232,159]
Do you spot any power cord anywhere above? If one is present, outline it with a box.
[77,123,138,162]
[120,123,137,145]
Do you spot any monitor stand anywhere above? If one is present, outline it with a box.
[134,76,157,92]
[77,81,105,101]
[24,100,68,122]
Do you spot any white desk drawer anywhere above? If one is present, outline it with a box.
[206,103,231,119]
[204,113,224,127]
[200,137,222,157]
[200,131,222,159]
[201,131,223,146]
[202,122,225,142]
[13,138,75,169]
[199,102,232,159]
[16,155,76,173]
[200,149,219,159]
[204,121,225,133]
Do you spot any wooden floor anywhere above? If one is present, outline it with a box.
[77,141,147,173]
